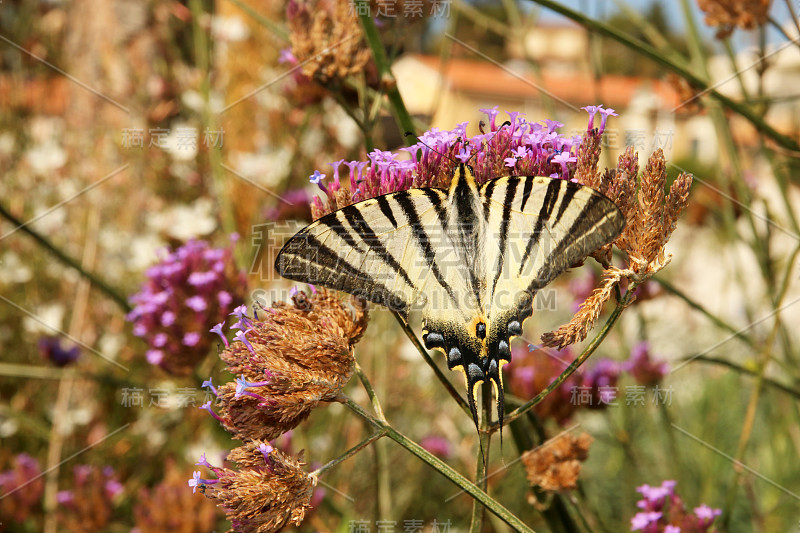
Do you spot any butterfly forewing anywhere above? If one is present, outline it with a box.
[276,188,474,320]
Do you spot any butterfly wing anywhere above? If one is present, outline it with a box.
[478,175,626,427]
[275,188,474,323]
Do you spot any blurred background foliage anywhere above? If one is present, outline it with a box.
[1,0,799,531]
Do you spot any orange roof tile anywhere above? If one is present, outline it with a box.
[411,55,681,110]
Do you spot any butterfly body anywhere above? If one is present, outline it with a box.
[276,164,625,431]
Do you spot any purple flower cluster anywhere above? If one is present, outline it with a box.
[57,465,123,506]
[420,435,453,459]
[127,236,248,375]
[625,341,669,386]
[38,336,80,367]
[507,337,670,423]
[0,454,44,522]
[309,105,617,218]
[631,480,721,532]
[579,357,622,407]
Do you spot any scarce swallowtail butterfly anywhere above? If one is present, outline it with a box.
[275,162,625,433]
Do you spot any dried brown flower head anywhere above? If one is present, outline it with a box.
[134,460,220,532]
[213,289,368,441]
[505,346,580,423]
[697,0,771,38]
[521,432,593,492]
[0,454,44,523]
[543,147,692,349]
[57,465,123,533]
[287,0,372,86]
[199,441,316,533]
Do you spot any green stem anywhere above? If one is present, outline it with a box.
[311,430,386,477]
[354,360,386,421]
[721,314,781,529]
[469,383,493,532]
[527,0,800,153]
[685,355,800,400]
[0,202,130,312]
[769,16,800,49]
[782,0,800,43]
[355,1,416,141]
[190,0,237,241]
[504,299,627,425]
[392,311,471,416]
[343,397,536,533]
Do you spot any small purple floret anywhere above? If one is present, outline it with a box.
[210,322,228,347]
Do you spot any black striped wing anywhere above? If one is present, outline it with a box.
[275,188,475,321]
[481,175,625,325]
[425,175,625,432]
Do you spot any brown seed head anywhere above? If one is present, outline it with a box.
[541,267,620,349]
[217,289,368,441]
[697,0,771,38]
[542,148,692,348]
[574,129,602,190]
[521,432,593,492]
[616,149,693,278]
[134,460,220,532]
[288,0,371,86]
[204,441,316,533]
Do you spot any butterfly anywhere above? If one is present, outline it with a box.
[275,162,625,433]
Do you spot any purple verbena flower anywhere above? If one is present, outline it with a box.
[581,358,621,407]
[258,443,274,463]
[544,118,564,133]
[582,105,600,130]
[456,148,472,163]
[200,401,226,425]
[625,342,669,386]
[420,435,452,459]
[309,170,325,184]
[636,481,674,510]
[202,377,218,396]
[551,151,577,180]
[598,106,618,134]
[195,453,213,468]
[188,471,218,493]
[234,330,255,355]
[0,454,44,521]
[38,336,80,367]
[630,511,662,531]
[186,295,208,312]
[278,48,297,65]
[127,237,247,375]
[308,106,613,221]
[694,504,722,529]
[105,478,123,499]
[210,322,228,347]
[479,106,500,130]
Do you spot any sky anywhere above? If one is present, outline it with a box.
[531,0,794,48]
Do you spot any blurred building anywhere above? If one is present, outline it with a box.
[393,24,800,167]
[394,51,683,163]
